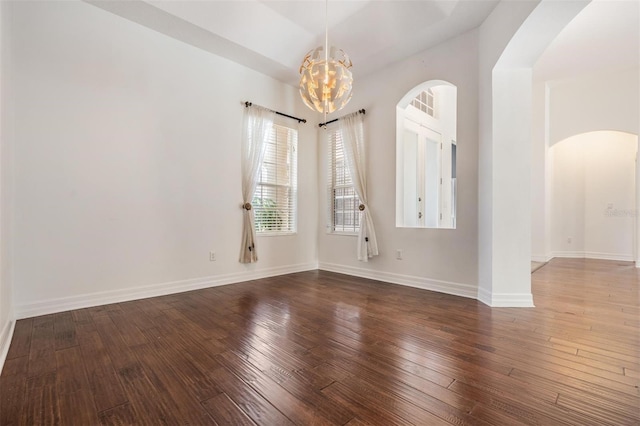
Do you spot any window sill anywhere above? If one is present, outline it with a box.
[327,231,359,237]
[257,232,297,237]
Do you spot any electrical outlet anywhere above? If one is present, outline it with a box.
[396,249,403,260]
[567,237,572,244]
[209,251,216,261]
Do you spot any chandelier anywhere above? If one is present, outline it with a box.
[299,0,353,115]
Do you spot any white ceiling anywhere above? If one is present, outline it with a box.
[87,0,638,86]
[88,0,499,85]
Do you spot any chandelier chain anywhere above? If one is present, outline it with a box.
[298,0,353,116]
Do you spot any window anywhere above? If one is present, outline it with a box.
[410,89,437,118]
[327,128,360,233]
[253,124,297,234]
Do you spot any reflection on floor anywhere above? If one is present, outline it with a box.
[531,261,547,273]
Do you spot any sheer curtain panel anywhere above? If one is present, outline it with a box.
[339,112,379,261]
[240,105,275,263]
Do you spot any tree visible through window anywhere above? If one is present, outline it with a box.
[253,124,297,234]
[328,128,360,233]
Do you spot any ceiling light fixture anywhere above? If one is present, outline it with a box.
[299,0,353,117]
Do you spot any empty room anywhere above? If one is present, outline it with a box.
[0,0,638,424]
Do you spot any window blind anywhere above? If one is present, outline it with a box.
[327,128,360,233]
[254,124,297,234]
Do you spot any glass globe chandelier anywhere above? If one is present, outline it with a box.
[299,0,353,115]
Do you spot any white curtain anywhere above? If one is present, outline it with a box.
[239,105,275,263]
[339,112,379,261]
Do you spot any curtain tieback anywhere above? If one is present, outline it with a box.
[242,202,252,211]
[358,204,366,211]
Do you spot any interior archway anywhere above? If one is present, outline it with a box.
[478,0,590,307]
[396,80,457,229]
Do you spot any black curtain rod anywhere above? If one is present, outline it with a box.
[318,109,366,128]
[244,101,306,124]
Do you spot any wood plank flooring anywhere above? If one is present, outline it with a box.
[1,258,638,425]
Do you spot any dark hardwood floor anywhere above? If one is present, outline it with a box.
[1,258,639,425]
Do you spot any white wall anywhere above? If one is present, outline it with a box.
[550,134,586,253]
[477,0,540,306]
[8,1,318,318]
[0,0,15,370]
[531,66,639,261]
[530,81,551,262]
[636,148,640,266]
[318,30,479,298]
[551,131,637,261]
[549,67,640,146]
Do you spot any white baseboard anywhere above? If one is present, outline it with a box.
[318,262,477,299]
[531,254,552,263]
[551,251,585,259]
[551,251,634,262]
[0,314,16,375]
[14,262,318,320]
[477,287,535,308]
[490,293,535,307]
[477,287,492,306]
